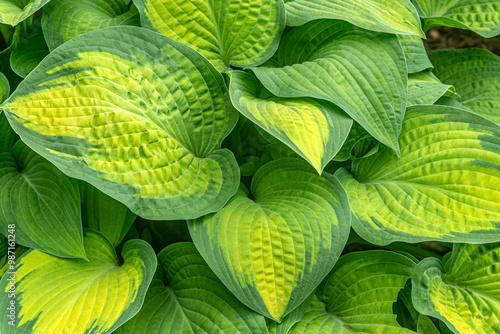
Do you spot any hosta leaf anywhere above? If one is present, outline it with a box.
[336,105,500,244]
[1,26,240,220]
[407,71,453,107]
[285,0,423,37]
[189,158,351,321]
[9,19,49,78]
[0,229,156,333]
[133,0,285,71]
[80,181,136,247]
[0,140,85,258]
[399,34,433,74]
[417,315,440,334]
[0,0,50,26]
[332,122,372,162]
[267,293,314,334]
[429,48,500,124]
[42,0,139,51]
[253,19,407,154]
[0,113,18,154]
[412,243,500,333]
[0,72,8,102]
[115,242,268,334]
[411,0,500,37]
[287,251,418,333]
[229,70,352,174]
[0,234,5,269]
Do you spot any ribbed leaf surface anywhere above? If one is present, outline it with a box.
[0,0,50,26]
[10,19,49,78]
[253,19,407,154]
[133,0,285,71]
[42,0,138,51]
[336,105,500,244]
[189,158,351,321]
[412,243,500,333]
[407,71,453,107]
[0,229,157,333]
[285,0,423,37]
[229,71,352,174]
[398,34,433,74]
[285,251,417,333]
[2,26,240,220]
[115,242,268,334]
[429,48,500,124]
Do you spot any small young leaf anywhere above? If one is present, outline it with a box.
[114,242,268,334]
[412,243,500,333]
[336,105,500,244]
[0,229,157,333]
[253,19,407,155]
[411,0,500,37]
[285,0,424,37]
[2,26,240,220]
[229,71,352,174]
[0,140,85,258]
[189,158,351,321]
[429,48,500,124]
[287,251,418,333]
[133,0,285,71]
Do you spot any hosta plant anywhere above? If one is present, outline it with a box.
[0,0,499,333]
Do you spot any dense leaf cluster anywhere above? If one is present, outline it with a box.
[0,0,499,333]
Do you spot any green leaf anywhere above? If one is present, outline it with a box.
[398,34,433,74]
[0,245,27,279]
[133,0,285,71]
[2,26,240,220]
[80,181,136,247]
[411,0,500,37]
[417,315,440,334]
[252,19,407,155]
[336,105,500,244]
[0,140,85,258]
[115,242,268,334]
[287,251,418,333]
[0,0,50,26]
[407,71,453,107]
[285,0,423,37]
[9,18,49,78]
[42,0,139,51]
[0,229,156,333]
[412,243,500,333]
[0,113,17,153]
[229,70,352,174]
[332,122,372,162]
[429,48,500,125]
[0,71,9,102]
[267,293,314,334]
[189,158,351,321]
[0,234,5,269]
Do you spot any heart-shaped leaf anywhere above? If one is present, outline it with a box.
[133,0,285,72]
[411,0,500,37]
[115,242,268,334]
[429,48,500,125]
[0,0,50,26]
[407,71,453,107]
[10,18,49,78]
[189,158,351,321]
[412,243,500,333]
[0,229,157,333]
[42,0,139,51]
[285,0,423,37]
[336,105,500,244]
[284,251,417,333]
[80,181,136,247]
[252,19,407,154]
[0,140,85,258]
[2,26,240,220]
[229,70,352,174]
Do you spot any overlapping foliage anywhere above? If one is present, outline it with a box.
[0,0,499,333]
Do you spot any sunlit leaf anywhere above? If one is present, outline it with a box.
[0,0,50,26]
[2,26,240,220]
[189,158,351,321]
[407,71,453,107]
